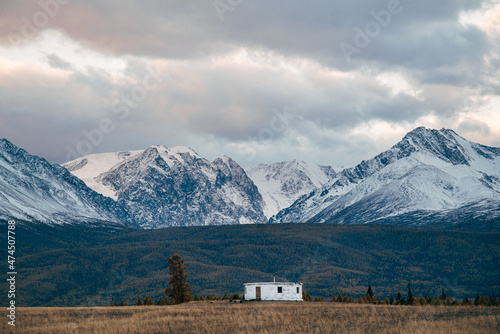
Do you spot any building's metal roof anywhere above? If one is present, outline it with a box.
[244,282,302,286]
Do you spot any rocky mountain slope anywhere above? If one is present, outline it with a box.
[65,146,266,228]
[3,126,498,231]
[271,127,500,228]
[0,139,129,225]
[244,160,336,218]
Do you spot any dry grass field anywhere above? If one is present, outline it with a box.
[3,302,500,334]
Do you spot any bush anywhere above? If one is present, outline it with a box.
[431,298,443,306]
[302,291,312,301]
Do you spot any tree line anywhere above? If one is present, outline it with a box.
[113,255,499,308]
[303,284,500,307]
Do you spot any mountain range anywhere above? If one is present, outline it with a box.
[1,127,499,230]
[271,127,500,229]
[0,138,130,226]
[64,146,266,228]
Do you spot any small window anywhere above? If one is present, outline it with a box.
[297,287,300,294]
[278,287,283,293]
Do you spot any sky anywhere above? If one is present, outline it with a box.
[0,0,499,168]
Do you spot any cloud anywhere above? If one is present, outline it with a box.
[46,53,72,70]
[0,0,498,167]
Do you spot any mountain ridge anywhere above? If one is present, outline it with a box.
[244,159,337,218]
[67,145,267,228]
[2,126,499,231]
[270,127,500,228]
[0,138,131,226]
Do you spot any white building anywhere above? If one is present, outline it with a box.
[244,279,303,301]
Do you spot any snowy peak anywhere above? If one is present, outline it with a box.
[164,145,199,156]
[272,128,500,229]
[150,145,201,165]
[63,150,143,200]
[65,145,266,228]
[4,126,498,231]
[0,139,128,225]
[341,127,500,184]
[399,127,470,165]
[244,160,336,218]
[63,145,202,200]
[397,127,500,166]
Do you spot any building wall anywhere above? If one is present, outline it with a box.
[244,283,302,301]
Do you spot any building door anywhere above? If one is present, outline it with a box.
[256,286,261,300]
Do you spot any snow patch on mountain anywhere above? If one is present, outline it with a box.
[244,160,336,218]
[0,139,127,225]
[65,145,266,228]
[271,127,500,228]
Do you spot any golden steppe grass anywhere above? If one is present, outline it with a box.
[3,302,500,334]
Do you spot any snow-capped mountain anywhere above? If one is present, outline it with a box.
[244,160,336,218]
[64,150,143,200]
[3,126,498,230]
[65,146,266,229]
[0,139,129,225]
[271,127,500,228]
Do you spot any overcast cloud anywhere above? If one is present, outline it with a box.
[0,0,499,167]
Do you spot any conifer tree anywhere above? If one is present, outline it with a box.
[407,283,414,305]
[440,288,446,301]
[397,292,402,302]
[425,295,432,304]
[164,254,193,304]
[337,293,343,303]
[136,296,143,306]
[474,294,480,306]
[367,285,374,298]
[490,291,497,306]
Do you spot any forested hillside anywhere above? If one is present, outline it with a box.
[2,220,498,306]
